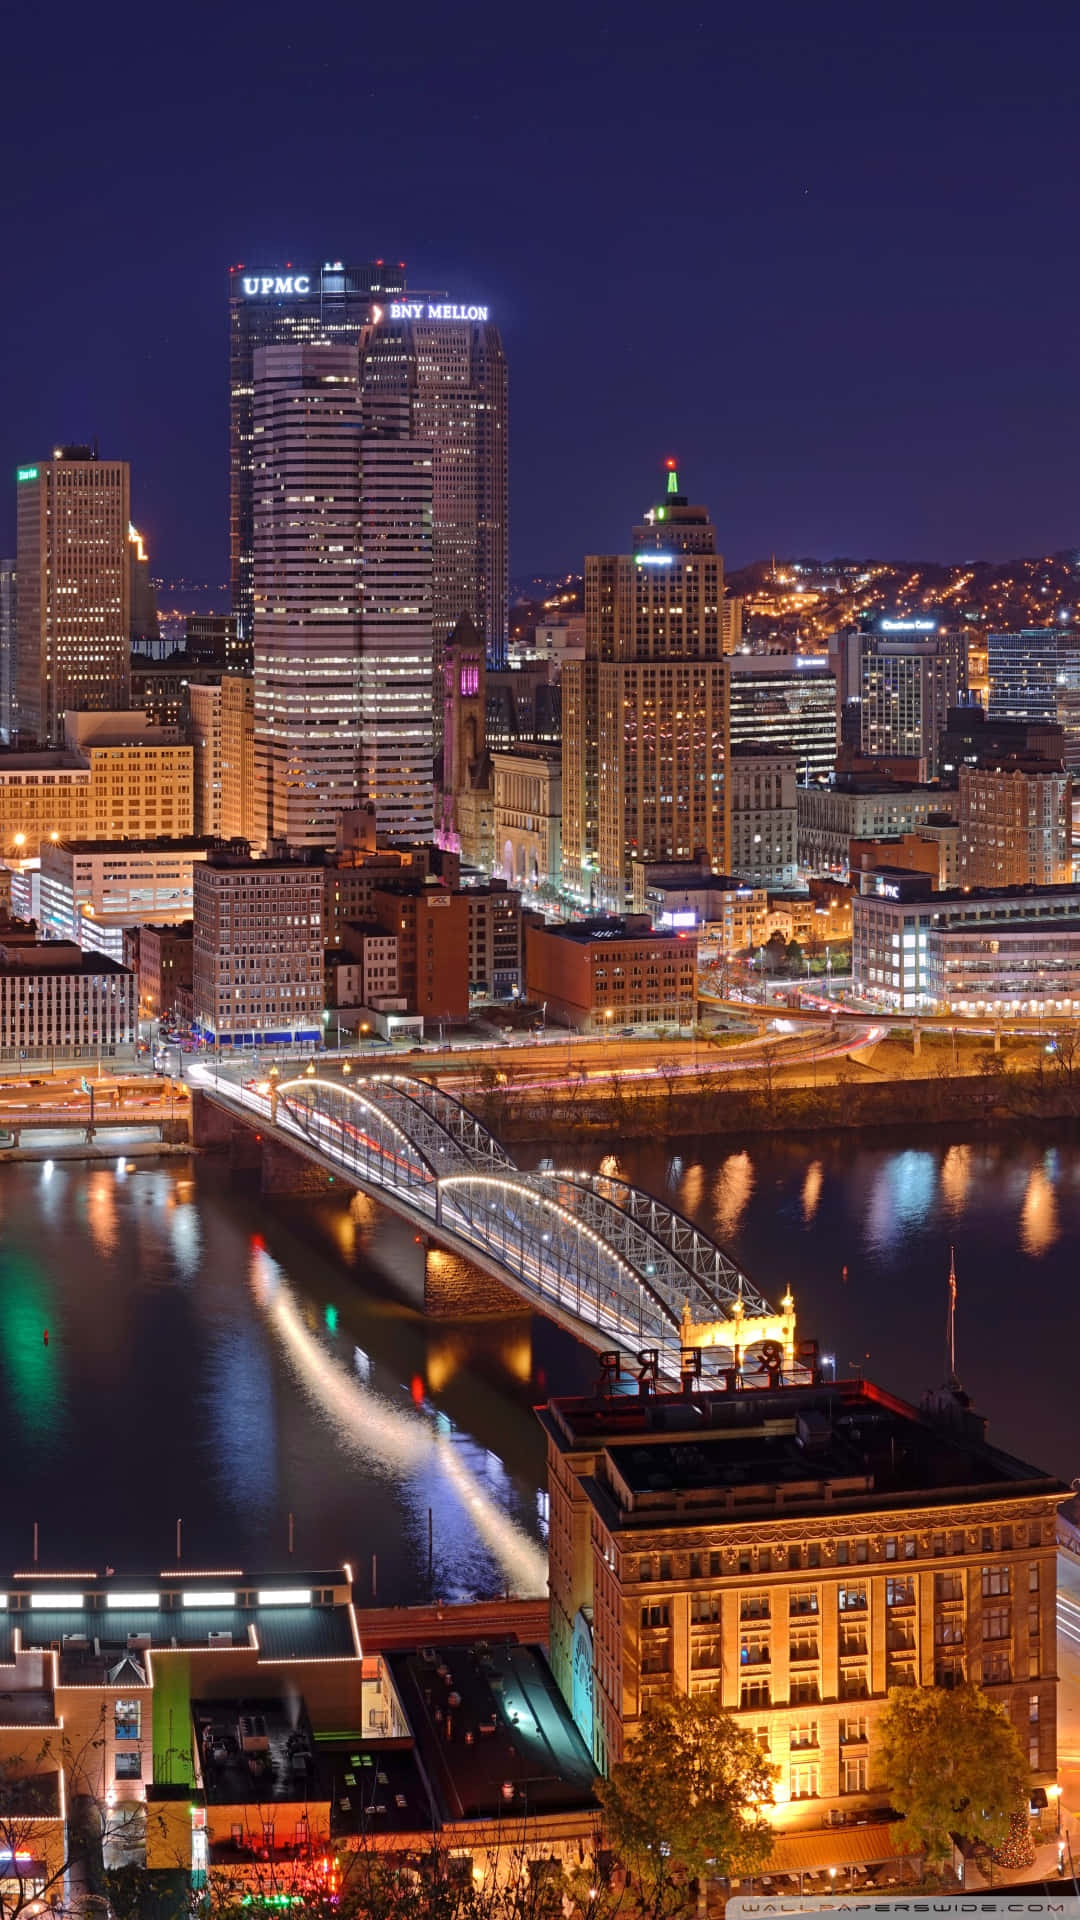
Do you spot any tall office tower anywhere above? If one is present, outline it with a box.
[128,523,159,647]
[582,470,726,910]
[188,680,223,835]
[228,260,406,645]
[988,628,1080,771]
[725,656,838,789]
[357,434,435,839]
[15,448,131,744]
[563,468,726,905]
[959,760,1072,888]
[859,620,967,778]
[220,674,255,842]
[0,559,14,744]
[358,299,508,718]
[252,343,364,851]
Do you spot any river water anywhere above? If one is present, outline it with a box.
[0,1128,1077,1601]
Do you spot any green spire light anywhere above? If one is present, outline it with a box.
[665,458,679,495]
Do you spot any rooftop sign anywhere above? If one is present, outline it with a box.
[388,301,490,322]
[240,274,312,296]
[880,617,938,633]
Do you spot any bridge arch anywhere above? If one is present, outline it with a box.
[437,1172,682,1351]
[534,1168,770,1318]
[276,1077,438,1204]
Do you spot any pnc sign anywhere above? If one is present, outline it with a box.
[240,274,312,297]
[389,301,490,322]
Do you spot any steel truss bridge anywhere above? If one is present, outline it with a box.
[195,1069,778,1377]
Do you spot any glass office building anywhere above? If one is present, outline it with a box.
[987,628,1080,771]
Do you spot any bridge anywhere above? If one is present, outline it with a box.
[191,1066,797,1382]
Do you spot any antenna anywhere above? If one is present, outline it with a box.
[665,457,679,496]
[946,1245,958,1387]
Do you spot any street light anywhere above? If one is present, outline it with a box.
[1048,1784,1062,1834]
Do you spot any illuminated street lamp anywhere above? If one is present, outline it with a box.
[1048,1783,1062,1834]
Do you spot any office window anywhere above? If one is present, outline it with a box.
[790,1763,820,1799]
[114,1700,140,1741]
[114,1752,141,1780]
[983,1566,1010,1597]
[983,1605,1010,1641]
[843,1756,868,1794]
[641,1603,670,1629]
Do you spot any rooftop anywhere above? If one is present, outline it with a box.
[538,1379,1065,1531]
[19,1605,354,1682]
[536,916,683,945]
[194,1696,322,1808]
[327,1742,433,1839]
[49,836,223,857]
[388,1641,597,1822]
[0,948,131,978]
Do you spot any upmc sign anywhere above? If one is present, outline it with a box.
[240,274,312,296]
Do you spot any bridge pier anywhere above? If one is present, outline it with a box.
[423,1243,524,1319]
[260,1135,338,1196]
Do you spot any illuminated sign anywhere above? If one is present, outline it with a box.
[634,553,674,566]
[876,880,902,900]
[388,301,490,322]
[661,911,698,928]
[16,466,37,482]
[880,618,937,633]
[241,274,312,297]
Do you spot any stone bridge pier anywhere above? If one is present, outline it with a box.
[423,1241,523,1318]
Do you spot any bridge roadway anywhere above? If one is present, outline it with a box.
[192,1066,777,1380]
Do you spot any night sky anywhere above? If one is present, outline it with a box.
[3,1,1078,586]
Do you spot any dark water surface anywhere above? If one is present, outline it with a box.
[1,1128,1078,1599]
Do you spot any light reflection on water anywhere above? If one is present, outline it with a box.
[4,1123,1080,1585]
[249,1238,547,1600]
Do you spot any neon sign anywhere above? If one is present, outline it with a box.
[880,618,937,633]
[16,467,37,483]
[240,275,312,297]
[388,302,490,321]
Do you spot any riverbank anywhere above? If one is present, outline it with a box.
[0,1135,192,1164]
[470,1061,1080,1143]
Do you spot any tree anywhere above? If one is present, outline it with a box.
[785,940,803,975]
[597,1694,776,1904]
[878,1683,1030,1865]
[763,932,787,976]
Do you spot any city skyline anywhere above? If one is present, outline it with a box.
[4,4,1080,591]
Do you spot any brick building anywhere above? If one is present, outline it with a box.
[138,920,193,1021]
[192,852,324,1046]
[525,915,697,1031]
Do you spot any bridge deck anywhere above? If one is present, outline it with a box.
[193,1067,783,1381]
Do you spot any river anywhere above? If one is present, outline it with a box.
[0,1127,1077,1601]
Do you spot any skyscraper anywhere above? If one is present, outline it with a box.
[571,469,727,910]
[859,620,967,777]
[0,559,15,745]
[229,261,407,647]
[253,343,365,850]
[220,673,255,843]
[358,300,508,712]
[15,448,130,744]
[988,627,1080,771]
[357,434,435,839]
[252,344,435,849]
